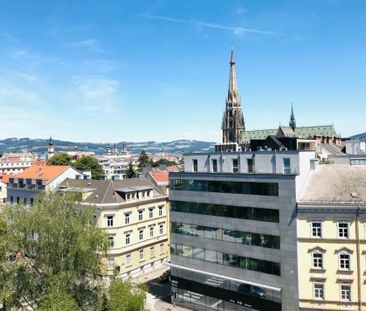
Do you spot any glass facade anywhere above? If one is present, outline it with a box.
[171,243,280,276]
[171,222,280,249]
[171,201,279,223]
[171,267,281,311]
[171,179,279,196]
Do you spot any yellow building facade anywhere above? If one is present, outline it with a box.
[297,165,366,311]
[60,178,170,279]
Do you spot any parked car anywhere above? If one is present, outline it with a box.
[238,283,266,298]
[158,270,170,283]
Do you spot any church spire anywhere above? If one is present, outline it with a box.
[289,103,296,131]
[228,48,239,105]
[222,49,245,144]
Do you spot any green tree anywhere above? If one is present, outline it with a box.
[47,153,72,166]
[107,279,146,311]
[137,150,150,171]
[0,193,107,310]
[152,158,177,167]
[74,156,104,180]
[125,162,136,179]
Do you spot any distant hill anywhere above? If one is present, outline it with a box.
[0,138,215,155]
[349,132,366,140]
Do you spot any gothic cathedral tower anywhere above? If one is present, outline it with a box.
[222,49,245,144]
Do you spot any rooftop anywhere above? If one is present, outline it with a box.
[58,177,165,204]
[299,165,366,203]
[14,162,71,184]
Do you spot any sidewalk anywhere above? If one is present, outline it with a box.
[133,265,170,284]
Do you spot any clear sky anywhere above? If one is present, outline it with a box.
[0,0,365,143]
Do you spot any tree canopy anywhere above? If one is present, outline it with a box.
[151,158,177,167]
[137,150,150,171]
[107,280,146,311]
[47,153,72,166]
[125,162,136,179]
[0,193,107,310]
[74,156,104,180]
[0,193,147,311]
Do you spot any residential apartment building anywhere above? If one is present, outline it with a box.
[0,180,6,204]
[58,178,170,279]
[0,153,36,175]
[297,165,366,311]
[7,161,82,204]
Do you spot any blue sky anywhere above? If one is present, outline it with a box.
[0,0,365,143]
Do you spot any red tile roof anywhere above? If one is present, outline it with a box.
[149,171,169,183]
[0,174,13,184]
[14,161,71,184]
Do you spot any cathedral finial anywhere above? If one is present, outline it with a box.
[230,48,235,65]
[289,103,296,131]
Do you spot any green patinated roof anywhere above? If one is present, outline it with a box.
[241,125,337,143]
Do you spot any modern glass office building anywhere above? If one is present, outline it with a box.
[169,148,315,311]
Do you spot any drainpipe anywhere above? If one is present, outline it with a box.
[355,204,362,311]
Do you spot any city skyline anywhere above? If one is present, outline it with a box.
[0,0,365,142]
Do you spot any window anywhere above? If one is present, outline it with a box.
[138,210,143,221]
[247,158,254,173]
[339,253,351,270]
[160,243,165,254]
[171,201,279,223]
[283,158,291,174]
[10,196,13,203]
[158,206,163,216]
[212,159,218,172]
[232,158,239,173]
[149,208,154,218]
[159,224,164,235]
[312,252,323,269]
[311,222,322,237]
[139,249,144,261]
[338,222,349,238]
[107,236,114,248]
[125,233,131,245]
[150,246,155,258]
[313,283,324,300]
[126,254,131,266]
[340,284,351,301]
[139,229,144,241]
[150,226,154,238]
[107,216,114,227]
[125,213,130,225]
[193,159,198,172]
[171,179,279,196]
[171,243,280,276]
[108,258,114,269]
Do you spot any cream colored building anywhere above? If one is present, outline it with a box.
[59,177,170,279]
[297,165,366,311]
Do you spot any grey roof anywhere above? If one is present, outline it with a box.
[319,143,345,155]
[58,178,164,204]
[299,165,366,203]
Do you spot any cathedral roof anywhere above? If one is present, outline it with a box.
[242,125,337,143]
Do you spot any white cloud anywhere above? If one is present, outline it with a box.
[72,76,121,112]
[140,14,282,36]
[236,7,247,15]
[66,39,106,53]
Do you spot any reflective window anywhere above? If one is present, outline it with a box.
[171,179,279,196]
[171,243,280,276]
[171,201,279,223]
